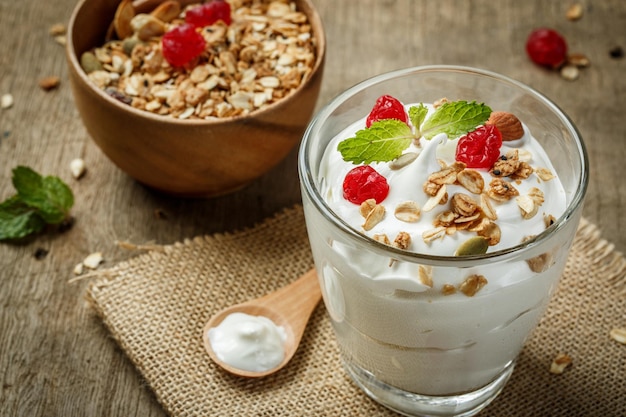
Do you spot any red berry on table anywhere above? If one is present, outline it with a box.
[455,125,503,169]
[366,95,409,128]
[343,165,390,205]
[162,23,206,67]
[526,28,568,68]
[185,0,232,27]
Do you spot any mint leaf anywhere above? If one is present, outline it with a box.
[409,104,428,130]
[0,196,46,240]
[337,119,414,164]
[12,166,74,224]
[420,101,492,139]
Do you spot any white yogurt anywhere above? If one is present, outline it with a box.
[309,102,570,395]
[207,312,287,373]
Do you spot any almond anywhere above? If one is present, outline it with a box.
[486,111,524,141]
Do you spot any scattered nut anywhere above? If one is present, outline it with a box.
[609,328,626,345]
[1,93,13,109]
[486,111,524,141]
[73,262,84,275]
[49,23,67,36]
[39,76,61,91]
[549,353,572,374]
[560,64,580,81]
[83,252,104,269]
[69,158,87,179]
[568,53,590,68]
[566,3,583,21]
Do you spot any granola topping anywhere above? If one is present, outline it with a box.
[81,0,317,120]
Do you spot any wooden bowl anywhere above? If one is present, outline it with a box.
[66,0,325,197]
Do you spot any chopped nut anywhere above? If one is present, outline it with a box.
[69,158,87,179]
[459,274,488,297]
[549,353,572,374]
[39,76,61,91]
[609,328,626,345]
[362,204,385,231]
[394,201,421,223]
[83,252,104,269]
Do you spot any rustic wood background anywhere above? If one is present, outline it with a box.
[0,0,624,415]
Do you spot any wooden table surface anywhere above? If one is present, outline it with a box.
[1,0,624,415]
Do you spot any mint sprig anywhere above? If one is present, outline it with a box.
[0,166,74,241]
[337,100,492,164]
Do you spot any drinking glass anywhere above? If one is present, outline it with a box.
[298,66,588,416]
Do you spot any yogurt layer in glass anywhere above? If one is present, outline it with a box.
[298,66,588,417]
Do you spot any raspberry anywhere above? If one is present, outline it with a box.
[185,0,232,28]
[342,165,390,205]
[526,28,568,68]
[365,95,409,128]
[161,23,206,67]
[455,125,503,169]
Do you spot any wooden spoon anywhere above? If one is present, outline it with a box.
[202,268,321,378]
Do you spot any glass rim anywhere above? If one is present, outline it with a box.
[298,65,589,267]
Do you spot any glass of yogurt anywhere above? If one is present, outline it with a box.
[298,66,588,416]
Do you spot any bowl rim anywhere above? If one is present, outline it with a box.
[65,0,326,126]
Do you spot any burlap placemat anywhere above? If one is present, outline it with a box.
[86,206,626,416]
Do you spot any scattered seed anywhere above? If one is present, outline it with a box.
[609,328,626,345]
[80,52,103,74]
[34,248,49,260]
[560,65,579,81]
[1,93,13,109]
[83,252,104,269]
[70,158,87,179]
[49,23,66,36]
[565,3,583,21]
[39,76,61,91]
[549,353,572,374]
[568,53,590,68]
[73,262,84,275]
[455,236,489,256]
[609,46,624,59]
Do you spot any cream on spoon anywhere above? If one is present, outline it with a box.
[203,269,321,378]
